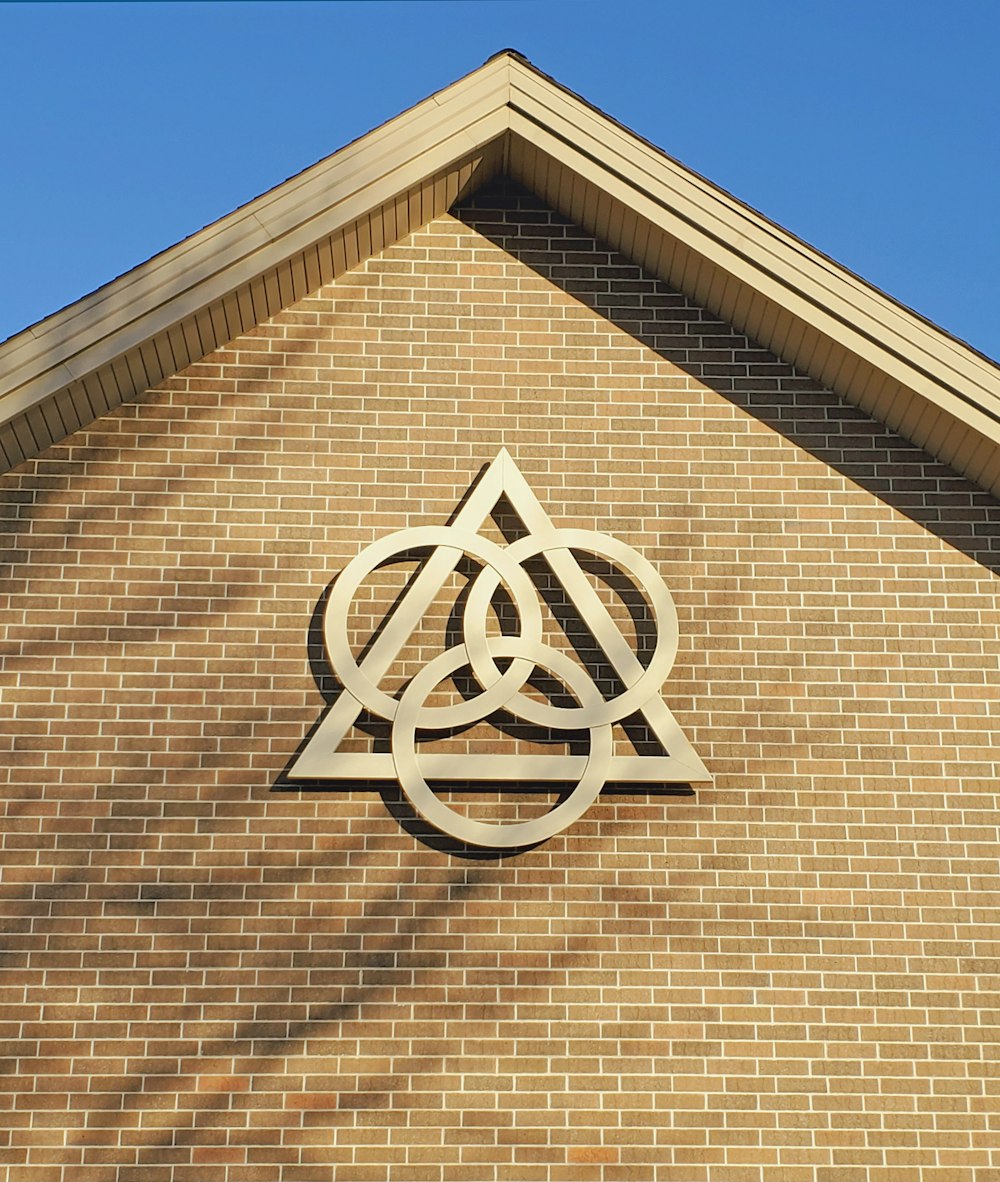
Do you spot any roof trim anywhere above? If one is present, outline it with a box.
[501,58,1000,488]
[0,56,510,433]
[2,50,999,498]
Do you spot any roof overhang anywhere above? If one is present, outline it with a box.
[3,51,999,498]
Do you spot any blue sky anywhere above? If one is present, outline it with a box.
[2,0,998,360]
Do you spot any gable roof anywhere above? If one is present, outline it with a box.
[3,50,1000,498]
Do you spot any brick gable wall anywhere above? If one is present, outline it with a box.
[1,181,999,1181]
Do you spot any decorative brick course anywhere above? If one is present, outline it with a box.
[1,180,999,1180]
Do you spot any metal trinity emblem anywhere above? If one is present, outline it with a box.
[291,451,710,846]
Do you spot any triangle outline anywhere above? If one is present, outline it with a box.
[290,451,712,787]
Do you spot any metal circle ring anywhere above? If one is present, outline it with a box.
[463,528,679,730]
[391,637,613,848]
[325,526,543,725]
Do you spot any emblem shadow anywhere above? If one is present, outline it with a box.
[272,524,693,856]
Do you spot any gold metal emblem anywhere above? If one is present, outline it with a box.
[292,451,710,845]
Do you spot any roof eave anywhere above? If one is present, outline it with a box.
[0,54,514,468]
[3,50,999,501]
[502,56,1000,496]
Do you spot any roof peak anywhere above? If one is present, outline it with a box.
[484,47,532,65]
[1,50,998,499]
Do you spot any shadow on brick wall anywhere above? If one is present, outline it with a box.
[456,179,1000,578]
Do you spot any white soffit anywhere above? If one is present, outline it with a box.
[2,51,999,499]
[0,55,512,470]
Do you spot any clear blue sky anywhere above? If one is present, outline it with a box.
[2,0,998,360]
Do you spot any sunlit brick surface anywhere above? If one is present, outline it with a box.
[2,181,1000,1180]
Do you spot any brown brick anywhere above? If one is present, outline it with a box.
[0,181,998,1181]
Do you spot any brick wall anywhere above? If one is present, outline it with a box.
[2,180,1000,1180]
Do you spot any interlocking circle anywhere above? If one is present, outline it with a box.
[392,639,612,849]
[463,528,678,730]
[325,521,679,846]
[326,526,542,725]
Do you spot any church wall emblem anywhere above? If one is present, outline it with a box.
[291,451,710,846]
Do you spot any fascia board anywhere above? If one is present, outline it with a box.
[508,63,1000,426]
[510,107,1000,452]
[510,61,999,389]
[0,58,513,425]
[249,74,510,241]
[9,56,510,360]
